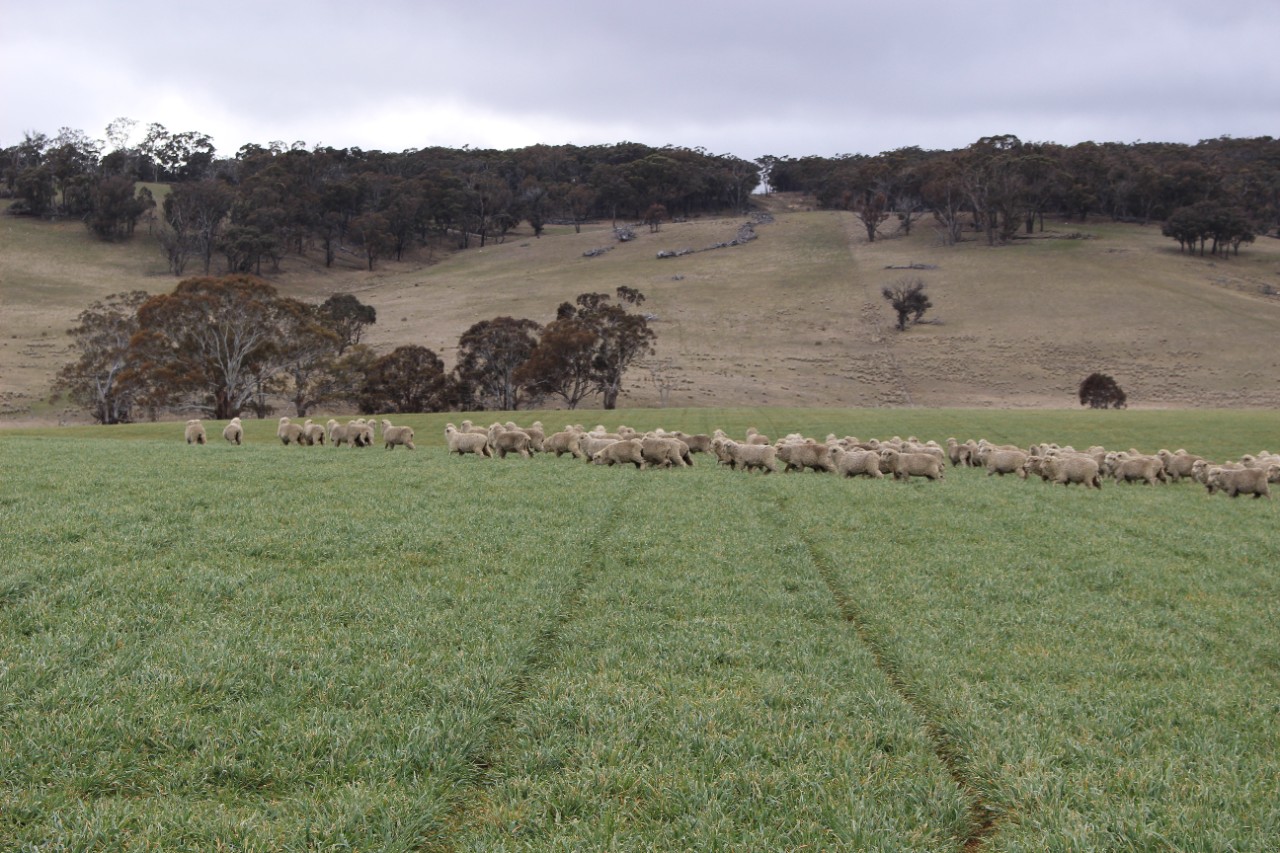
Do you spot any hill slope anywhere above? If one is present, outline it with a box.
[3,197,1279,421]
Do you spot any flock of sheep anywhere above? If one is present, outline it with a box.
[181,416,1278,499]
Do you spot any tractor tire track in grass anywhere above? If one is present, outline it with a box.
[768,490,1001,852]
[432,495,623,849]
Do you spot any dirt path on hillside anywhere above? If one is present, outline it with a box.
[840,216,913,406]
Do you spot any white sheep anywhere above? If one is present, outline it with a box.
[1041,455,1102,489]
[278,416,305,445]
[1206,465,1273,498]
[444,424,492,457]
[300,418,326,446]
[985,449,1029,478]
[640,436,691,468]
[831,447,883,479]
[879,448,945,482]
[593,438,646,468]
[184,419,207,445]
[221,417,242,445]
[381,419,416,450]
[775,440,835,473]
[723,440,778,474]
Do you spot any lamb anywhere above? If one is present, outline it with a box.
[444,424,492,457]
[723,440,778,474]
[184,419,207,445]
[277,416,305,445]
[221,417,243,445]
[986,449,1030,478]
[830,447,883,479]
[879,448,945,482]
[544,429,586,460]
[776,440,835,473]
[1041,455,1102,489]
[380,419,416,450]
[640,436,690,468]
[1205,465,1273,499]
[1113,456,1166,486]
[592,438,646,469]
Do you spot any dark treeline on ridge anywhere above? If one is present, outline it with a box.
[4,122,1278,271]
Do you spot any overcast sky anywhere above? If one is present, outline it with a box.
[4,0,1278,162]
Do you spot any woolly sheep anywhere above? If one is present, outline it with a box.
[831,447,883,479]
[577,435,619,462]
[300,418,326,446]
[880,448,945,482]
[710,437,736,467]
[946,437,970,467]
[1157,449,1204,483]
[986,449,1029,478]
[640,436,690,468]
[1113,456,1166,486]
[544,429,586,460]
[592,438,646,469]
[327,418,357,447]
[349,419,376,447]
[723,440,778,474]
[1206,465,1273,499]
[522,421,546,452]
[221,417,242,445]
[1041,455,1102,489]
[444,424,492,457]
[381,419,416,450]
[1021,455,1050,481]
[669,430,712,454]
[489,425,532,459]
[745,427,771,446]
[776,440,835,473]
[184,419,207,445]
[277,416,305,445]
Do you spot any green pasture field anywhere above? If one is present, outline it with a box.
[2,409,1277,851]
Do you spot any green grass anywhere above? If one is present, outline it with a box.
[2,410,1277,850]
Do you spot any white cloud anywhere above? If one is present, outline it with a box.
[3,0,1278,160]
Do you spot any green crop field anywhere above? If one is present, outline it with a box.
[2,409,1277,850]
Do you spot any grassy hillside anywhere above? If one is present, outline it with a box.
[3,195,1279,423]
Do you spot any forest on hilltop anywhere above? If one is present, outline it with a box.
[4,123,1278,277]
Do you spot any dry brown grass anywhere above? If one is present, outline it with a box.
[4,194,1279,423]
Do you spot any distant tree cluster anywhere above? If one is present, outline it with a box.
[1160,202,1255,258]
[54,279,654,423]
[761,134,1280,248]
[3,120,760,270]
